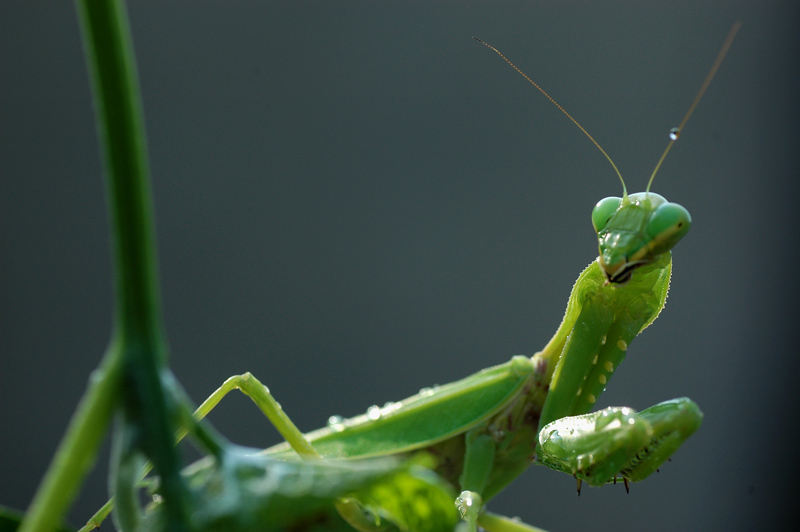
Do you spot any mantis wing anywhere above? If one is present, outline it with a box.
[264,355,536,459]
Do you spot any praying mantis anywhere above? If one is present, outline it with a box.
[107,23,737,532]
[12,4,737,530]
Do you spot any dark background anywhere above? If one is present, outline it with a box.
[2,2,799,531]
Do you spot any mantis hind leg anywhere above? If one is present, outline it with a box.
[191,372,321,458]
[194,374,398,532]
[194,371,396,532]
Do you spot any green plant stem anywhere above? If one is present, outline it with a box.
[76,0,188,527]
[21,1,185,530]
[18,344,123,532]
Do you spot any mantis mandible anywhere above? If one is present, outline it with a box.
[83,24,739,532]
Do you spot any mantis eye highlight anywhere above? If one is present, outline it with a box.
[645,202,692,254]
[592,197,623,233]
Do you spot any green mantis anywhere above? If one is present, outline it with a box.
[123,23,738,532]
[12,4,738,530]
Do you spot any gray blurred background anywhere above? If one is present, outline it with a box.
[2,1,798,531]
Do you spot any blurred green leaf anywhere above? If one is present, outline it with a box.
[140,446,457,532]
[354,464,459,532]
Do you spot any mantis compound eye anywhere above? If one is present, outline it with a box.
[645,202,692,255]
[591,196,623,233]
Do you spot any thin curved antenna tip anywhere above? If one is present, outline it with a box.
[646,22,741,193]
[474,37,628,198]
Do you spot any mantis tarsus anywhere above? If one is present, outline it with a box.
[17,6,737,531]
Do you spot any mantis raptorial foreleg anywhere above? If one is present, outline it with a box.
[537,398,702,490]
[622,398,704,481]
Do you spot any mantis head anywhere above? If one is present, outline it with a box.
[592,193,691,283]
[474,24,737,284]
[585,23,739,284]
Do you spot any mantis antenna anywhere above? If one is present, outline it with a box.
[473,36,627,197]
[474,22,741,197]
[646,21,741,192]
